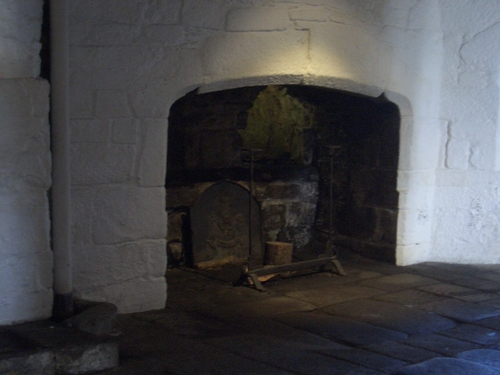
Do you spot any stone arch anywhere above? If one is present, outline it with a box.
[165,74,426,265]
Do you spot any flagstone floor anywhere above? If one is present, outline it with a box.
[96,252,500,374]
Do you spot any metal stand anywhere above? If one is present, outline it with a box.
[241,145,347,292]
[325,145,340,259]
[241,148,262,271]
[244,256,347,291]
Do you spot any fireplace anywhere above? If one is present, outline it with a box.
[166,85,400,268]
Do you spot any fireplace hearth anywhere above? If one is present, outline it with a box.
[166,85,400,268]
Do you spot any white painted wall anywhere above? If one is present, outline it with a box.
[67,0,445,312]
[0,0,493,322]
[0,0,52,324]
[431,1,500,263]
[1,0,499,324]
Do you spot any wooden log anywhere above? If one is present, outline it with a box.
[265,242,293,266]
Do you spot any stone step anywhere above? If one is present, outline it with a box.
[0,329,55,375]
[1,318,118,375]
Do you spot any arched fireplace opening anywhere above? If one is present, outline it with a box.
[166,85,400,270]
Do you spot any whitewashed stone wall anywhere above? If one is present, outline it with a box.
[66,0,500,312]
[0,0,52,324]
[0,0,497,324]
[431,1,500,263]
[69,1,170,311]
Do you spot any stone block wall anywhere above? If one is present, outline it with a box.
[256,180,319,251]
[2,0,500,325]
[68,0,170,309]
[0,0,52,324]
[287,86,400,262]
[65,0,500,314]
[68,0,442,311]
[70,109,167,312]
[430,1,500,263]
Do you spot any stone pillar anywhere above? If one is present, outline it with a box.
[0,0,53,324]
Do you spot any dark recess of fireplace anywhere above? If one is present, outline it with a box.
[166,85,400,266]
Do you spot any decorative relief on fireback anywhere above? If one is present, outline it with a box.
[206,196,244,252]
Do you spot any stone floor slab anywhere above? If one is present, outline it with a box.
[9,256,500,375]
[373,289,446,307]
[423,263,495,276]
[167,268,276,310]
[0,350,55,375]
[356,274,438,292]
[456,349,500,368]
[418,283,499,302]
[352,259,408,276]
[440,323,500,346]
[476,315,500,331]
[264,267,382,293]
[202,295,317,320]
[342,370,386,375]
[274,311,408,346]
[319,347,407,372]
[485,297,500,309]
[323,299,456,335]
[419,283,482,296]
[204,333,363,375]
[467,269,500,283]
[264,272,350,293]
[401,333,481,356]
[284,285,385,307]
[449,276,500,292]
[9,322,119,374]
[55,342,119,375]
[415,264,500,293]
[233,317,351,348]
[128,308,247,339]
[405,264,467,282]
[392,357,500,375]
[116,319,298,374]
[418,299,500,322]
[449,293,499,303]
[0,330,37,354]
[366,341,438,364]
